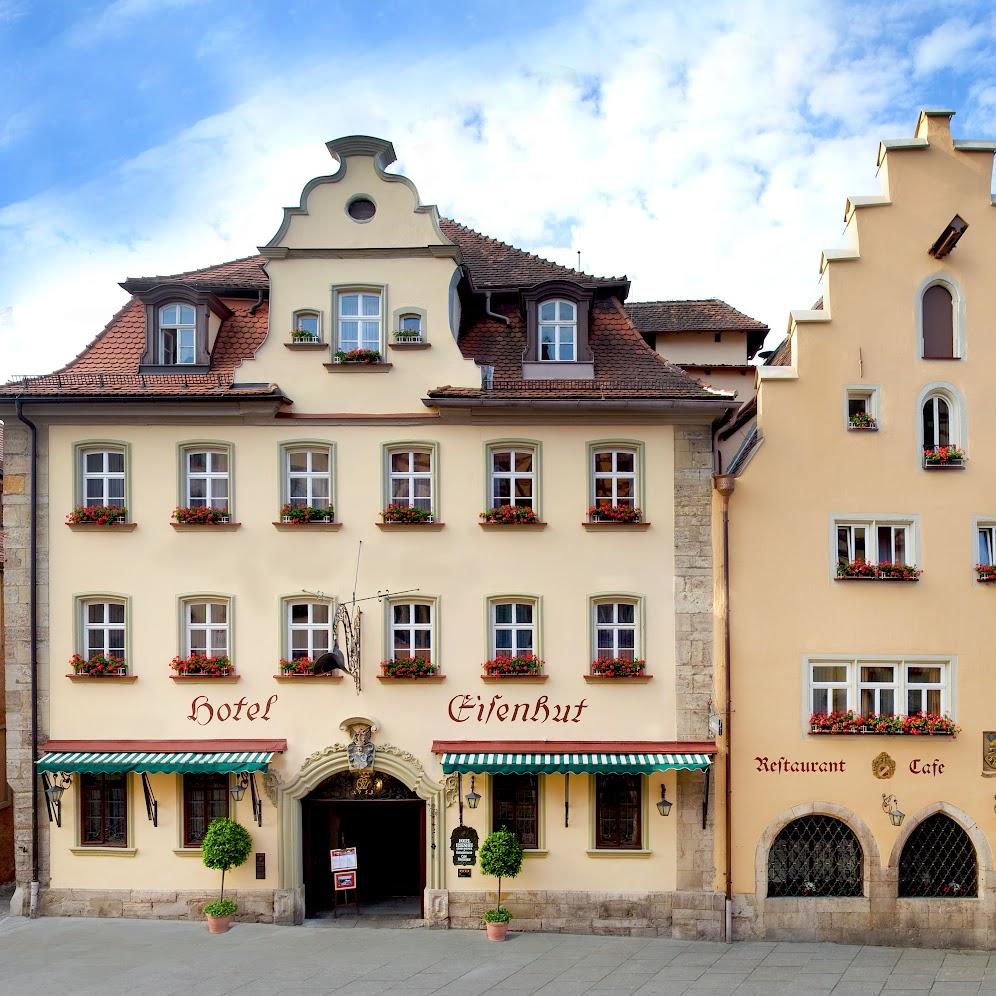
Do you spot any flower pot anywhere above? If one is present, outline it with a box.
[485,921,508,941]
[206,914,232,934]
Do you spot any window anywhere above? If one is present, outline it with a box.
[347,197,376,221]
[286,447,332,510]
[594,601,637,661]
[83,600,126,660]
[338,291,381,352]
[979,525,996,566]
[287,601,332,660]
[489,447,535,510]
[81,449,125,508]
[898,813,977,897]
[80,773,127,847]
[491,601,536,657]
[921,284,955,359]
[834,518,915,567]
[592,449,637,507]
[922,394,952,449]
[767,816,862,897]
[185,601,229,657]
[390,601,432,664]
[594,774,642,849]
[159,304,196,365]
[183,773,229,848]
[399,314,422,337]
[184,449,230,510]
[538,299,576,361]
[292,311,321,341]
[807,657,950,717]
[845,387,879,430]
[492,774,539,849]
[388,449,432,513]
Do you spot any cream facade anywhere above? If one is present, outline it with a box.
[725,110,996,948]
[2,137,732,933]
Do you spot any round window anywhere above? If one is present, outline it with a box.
[347,197,376,221]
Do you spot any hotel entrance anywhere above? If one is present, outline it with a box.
[302,770,426,918]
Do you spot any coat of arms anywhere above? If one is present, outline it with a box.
[871,751,896,780]
[347,724,375,770]
[983,732,996,775]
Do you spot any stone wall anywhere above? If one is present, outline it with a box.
[2,420,50,914]
[40,887,278,922]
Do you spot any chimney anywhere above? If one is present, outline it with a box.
[915,109,955,149]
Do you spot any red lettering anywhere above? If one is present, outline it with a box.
[495,704,509,721]
[232,697,248,721]
[188,695,213,726]
[261,694,278,721]
[531,695,550,722]
[246,703,260,720]
[216,703,232,721]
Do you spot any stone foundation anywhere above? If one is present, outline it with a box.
[448,889,724,939]
[39,888,280,923]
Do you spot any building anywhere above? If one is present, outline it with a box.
[725,110,996,947]
[0,425,13,887]
[0,136,757,932]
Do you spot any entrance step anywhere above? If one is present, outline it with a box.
[304,915,428,929]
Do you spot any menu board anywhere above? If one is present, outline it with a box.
[330,847,358,872]
[334,870,357,891]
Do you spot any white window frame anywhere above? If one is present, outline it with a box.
[286,601,332,660]
[916,274,965,361]
[387,448,433,514]
[858,662,898,716]
[81,448,126,508]
[808,660,850,715]
[489,446,536,510]
[337,290,382,353]
[916,383,966,459]
[976,519,996,566]
[82,600,126,659]
[285,446,332,509]
[843,385,880,428]
[292,310,322,341]
[592,600,639,661]
[591,448,638,507]
[830,515,919,576]
[803,655,953,723]
[185,600,230,657]
[388,600,434,665]
[905,662,946,716]
[185,449,230,510]
[538,298,577,361]
[158,303,196,365]
[399,313,423,336]
[490,600,537,658]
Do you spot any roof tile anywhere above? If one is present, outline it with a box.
[626,299,768,334]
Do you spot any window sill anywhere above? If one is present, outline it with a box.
[323,362,393,372]
[171,522,242,531]
[170,674,240,683]
[834,576,920,583]
[479,522,547,530]
[376,522,445,530]
[809,730,955,737]
[377,675,446,682]
[581,521,651,530]
[284,341,326,350]
[388,342,431,350]
[583,675,653,683]
[66,674,137,683]
[67,522,138,531]
[586,848,652,858]
[272,521,342,530]
[274,673,343,681]
[70,847,137,857]
[173,848,204,856]
[482,675,548,683]
[522,849,549,858]
[846,426,879,432]
[923,463,965,470]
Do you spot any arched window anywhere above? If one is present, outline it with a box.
[767,815,863,897]
[898,813,977,897]
[538,299,577,361]
[159,303,196,365]
[921,284,955,359]
[922,393,952,449]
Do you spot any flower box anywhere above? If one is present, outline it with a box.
[847,414,878,430]
[170,654,235,678]
[836,560,921,581]
[809,711,959,736]
[588,503,642,524]
[589,658,647,678]
[280,503,334,524]
[479,506,541,526]
[69,653,128,677]
[381,504,434,524]
[66,506,129,526]
[977,565,996,583]
[923,446,965,468]
[291,330,321,343]
[391,330,425,345]
[483,655,544,678]
[172,506,231,525]
[334,348,382,364]
[276,657,342,679]
[379,657,440,680]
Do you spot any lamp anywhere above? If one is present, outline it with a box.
[465,775,481,810]
[882,793,905,827]
[656,785,672,817]
[44,772,71,805]
[231,772,249,802]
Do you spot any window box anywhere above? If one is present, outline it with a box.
[68,654,129,678]
[290,330,321,344]
[588,503,642,524]
[276,657,342,680]
[923,446,965,468]
[170,654,235,678]
[66,506,130,527]
[835,560,921,581]
[333,348,382,364]
[582,520,651,530]
[848,413,878,431]
[380,504,435,525]
[809,711,959,736]
[172,506,232,525]
[483,655,545,679]
[977,564,996,583]
[480,506,543,526]
[588,658,648,679]
[391,330,426,346]
[378,657,443,680]
[280,503,334,525]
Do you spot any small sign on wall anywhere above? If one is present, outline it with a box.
[330,847,358,871]
[450,826,479,866]
[458,868,472,878]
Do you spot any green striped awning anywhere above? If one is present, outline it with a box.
[37,751,273,774]
[441,752,711,775]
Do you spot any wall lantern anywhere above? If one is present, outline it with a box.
[42,772,72,828]
[882,793,905,827]
[465,775,481,810]
[231,772,249,802]
[656,785,673,817]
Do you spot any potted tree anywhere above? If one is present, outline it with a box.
[479,826,523,941]
[201,816,253,933]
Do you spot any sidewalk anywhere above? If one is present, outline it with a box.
[1,915,995,995]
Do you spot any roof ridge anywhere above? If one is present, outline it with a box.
[627,298,723,306]
[134,252,266,283]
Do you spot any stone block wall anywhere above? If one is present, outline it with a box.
[40,888,278,922]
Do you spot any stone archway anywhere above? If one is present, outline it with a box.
[273,739,447,925]
[887,801,994,875]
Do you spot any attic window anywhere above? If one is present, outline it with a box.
[347,197,376,222]
[159,304,196,365]
[538,299,577,361]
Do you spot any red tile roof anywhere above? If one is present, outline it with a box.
[626,299,768,334]
[120,255,268,293]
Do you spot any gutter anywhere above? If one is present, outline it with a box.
[424,397,734,414]
[14,398,39,917]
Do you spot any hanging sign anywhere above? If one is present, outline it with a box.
[330,847,358,872]
[450,826,479,866]
[334,870,357,891]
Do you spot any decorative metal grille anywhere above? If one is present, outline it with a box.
[898,813,977,898]
[767,815,863,897]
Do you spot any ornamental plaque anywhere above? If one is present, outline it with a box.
[871,751,896,780]
[347,725,375,770]
[983,732,996,776]
[450,825,479,866]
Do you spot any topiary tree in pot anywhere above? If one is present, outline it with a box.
[201,816,253,934]
[479,826,524,941]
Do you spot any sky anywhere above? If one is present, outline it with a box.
[1,0,996,379]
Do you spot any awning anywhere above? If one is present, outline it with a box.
[37,739,286,775]
[438,750,712,775]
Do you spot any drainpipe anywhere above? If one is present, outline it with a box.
[483,291,509,326]
[713,473,736,942]
[14,398,39,916]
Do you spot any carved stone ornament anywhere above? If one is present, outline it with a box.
[347,725,375,770]
[444,773,459,808]
[261,770,283,806]
[983,732,996,775]
[871,751,896,780]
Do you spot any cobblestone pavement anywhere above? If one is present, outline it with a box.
[2,916,996,995]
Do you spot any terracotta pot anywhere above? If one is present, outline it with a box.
[485,921,508,941]
[206,914,233,934]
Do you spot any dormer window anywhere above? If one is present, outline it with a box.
[159,304,196,364]
[539,300,576,361]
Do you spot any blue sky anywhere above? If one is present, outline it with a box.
[1,0,996,377]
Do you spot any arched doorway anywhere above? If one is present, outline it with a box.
[302,769,425,918]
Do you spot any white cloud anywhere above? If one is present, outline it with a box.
[913,16,991,75]
[1,0,988,379]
